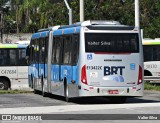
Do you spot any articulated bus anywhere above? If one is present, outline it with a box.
[0,44,29,90]
[143,39,160,83]
[27,20,144,103]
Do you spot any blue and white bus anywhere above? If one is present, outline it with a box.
[27,20,144,103]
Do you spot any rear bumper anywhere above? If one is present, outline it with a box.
[78,84,144,97]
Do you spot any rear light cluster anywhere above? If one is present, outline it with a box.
[137,65,143,85]
[81,65,88,85]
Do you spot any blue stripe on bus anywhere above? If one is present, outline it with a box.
[34,64,39,79]
[75,27,80,33]
[51,64,60,82]
[64,28,75,34]
[51,64,78,85]
[31,33,40,39]
[41,31,49,37]
[53,29,63,36]
[17,44,28,48]
[31,31,49,40]
[53,27,80,36]
[72,66,79,84]
[31,27,81,38]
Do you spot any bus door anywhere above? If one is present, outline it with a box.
[61,35,73,83]
[71,34,79,84]
[52,36,63,82]
[51,34,79,91]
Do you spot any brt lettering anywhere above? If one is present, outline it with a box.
[104,66,125,75]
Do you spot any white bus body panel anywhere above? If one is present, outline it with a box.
[144,61,160,81]
[78,27,143,97]
[0,66,29,90]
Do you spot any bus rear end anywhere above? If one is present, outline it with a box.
[79,24,144,100]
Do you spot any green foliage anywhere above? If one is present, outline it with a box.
[0,0,8,6]
[0,90,33,94]
[144,82,160,91]
[1,0,160,38]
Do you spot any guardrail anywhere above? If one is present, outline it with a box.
[144,76,160,83]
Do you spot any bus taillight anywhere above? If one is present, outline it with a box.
[137,66,143,85]
[81,65,88,85]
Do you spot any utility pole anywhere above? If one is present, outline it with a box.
[80,0,84,22]
[64,0,72,25]
[135,0,140,27]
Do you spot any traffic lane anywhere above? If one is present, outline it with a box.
[0,93,73,108]
[1,102,160,114]
[0,90,160,108]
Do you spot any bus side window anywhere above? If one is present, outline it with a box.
[63,35,72,65]
[39,38,45,64]
[0,49,7,66]
[0,49,3,65]
[9,49,17,66]
[29,40,33,64]
[18,49,27,66]
[39,38,42,64]
[26,45,30,64]
[72,34,79,65]
[35,39,40,64]
[32,40,36,64]
[45,37,49,64]
[51,37,57,64]
[53,37,62,64]
[4,50,9,65]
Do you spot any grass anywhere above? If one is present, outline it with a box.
[0,90,33,94]
[144,82,160,91]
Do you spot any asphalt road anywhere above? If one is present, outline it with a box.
[0,90,160,122]
[0,90,160,108]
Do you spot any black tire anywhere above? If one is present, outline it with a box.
[109,97,127,104]
[64,82,69,102]
[0,79,9,90]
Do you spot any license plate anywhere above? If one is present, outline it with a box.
[108,90,119,94]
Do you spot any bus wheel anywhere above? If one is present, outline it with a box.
[64,82,69,102]
[0,79,9,90]
[109,97,127,104]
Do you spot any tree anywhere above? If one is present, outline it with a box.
[2,0,160,38]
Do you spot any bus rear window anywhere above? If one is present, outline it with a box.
[85,33,139,53]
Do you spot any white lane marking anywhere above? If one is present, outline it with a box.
[0,103,160,114]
